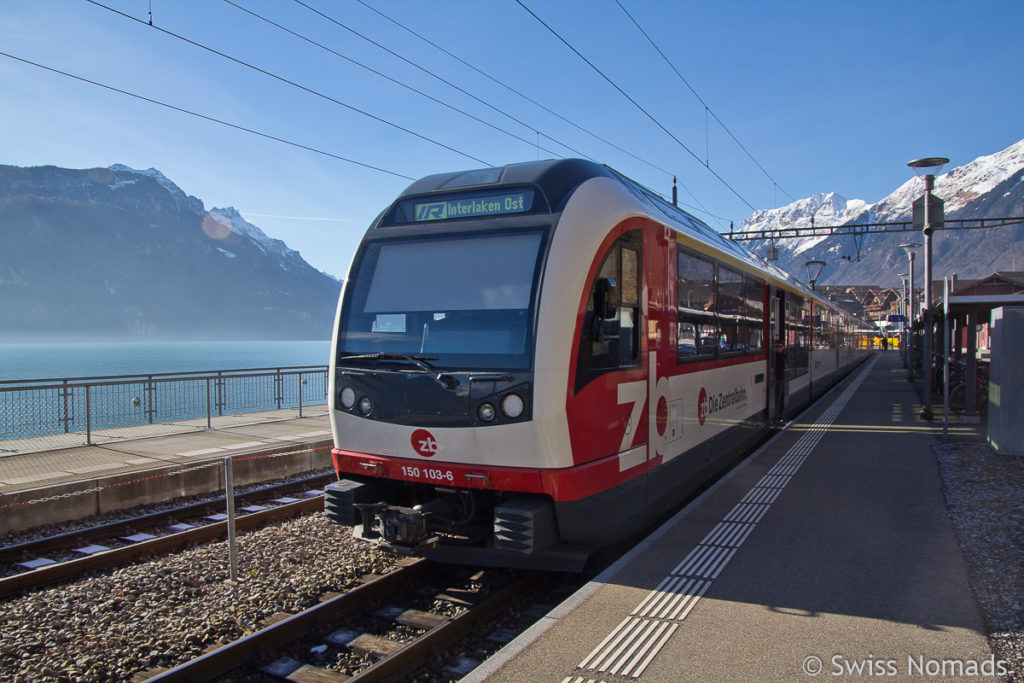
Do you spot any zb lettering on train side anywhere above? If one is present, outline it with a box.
[616,351,677,459]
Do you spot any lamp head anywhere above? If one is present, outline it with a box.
[907,157,949,177]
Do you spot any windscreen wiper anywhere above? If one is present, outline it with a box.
[339,353,459,390]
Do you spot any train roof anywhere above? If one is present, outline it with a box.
[396,159,858,320]
[396,158,613,212]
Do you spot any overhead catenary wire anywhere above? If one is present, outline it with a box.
[221,0,568,161]
[84,0,491,166]
[351,0,730,222]
[291,0,596,163]
[0,51,415,180]
[515,0,757,214]
[613,0,796,204]
[351,0,676,181]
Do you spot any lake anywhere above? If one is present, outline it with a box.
[0,340,332,382]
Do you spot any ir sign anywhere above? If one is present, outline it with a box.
[411,429,438,457]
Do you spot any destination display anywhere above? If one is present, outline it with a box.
[411,189,533,222]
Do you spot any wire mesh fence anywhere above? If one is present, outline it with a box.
[0,366,329,445]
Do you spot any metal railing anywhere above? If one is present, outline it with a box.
[0,366,329,444]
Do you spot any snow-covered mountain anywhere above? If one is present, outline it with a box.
[205,206,306,268]
[0,163,341,341]
[740,139,1024,286]
[741,192,868,257]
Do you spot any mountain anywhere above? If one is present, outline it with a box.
[739,139,1024,286]
[0,164,342,341]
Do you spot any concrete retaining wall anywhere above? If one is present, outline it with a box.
[1,440,333,534]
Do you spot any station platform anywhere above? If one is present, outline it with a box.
[0,407,333,534]
[467,352,997,682]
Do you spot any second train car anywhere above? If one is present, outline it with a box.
[324,159,872,570]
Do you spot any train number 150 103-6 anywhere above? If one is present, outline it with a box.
[400,465,455,482]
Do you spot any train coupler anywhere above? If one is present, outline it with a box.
[354,502,440,555]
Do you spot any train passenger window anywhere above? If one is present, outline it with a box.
[815,309,836,350]
[786,293,809,378]
[718,267,743,355]
[743,275,765,353]
[676,249,717,362]
[575,232,642,392]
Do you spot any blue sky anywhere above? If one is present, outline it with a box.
[1,0,1021,278]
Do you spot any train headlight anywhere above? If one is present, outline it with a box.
[358,396,373,416]
[340,387,356,410]
[500,393,525,419]
[478,402,496,422]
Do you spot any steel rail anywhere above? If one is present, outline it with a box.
[0,495,324,598]
[145,558,431,682]
[0,472,333,566]
[348,573,535,682]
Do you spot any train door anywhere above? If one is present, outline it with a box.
[564,228,648,544]
[570,229,645,459]
[769,287,787,423]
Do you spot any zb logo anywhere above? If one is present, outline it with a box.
[697,387,709,426]
[411,429,438,457]
[415,201,448,221]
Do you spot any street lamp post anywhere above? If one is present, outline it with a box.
[907,157,949,420]
[897,272,909,366]
[899,242,921,376]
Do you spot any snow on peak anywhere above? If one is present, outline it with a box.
[932,138,1024,211]
[739,137,1024,259]
[109,164,178,195]
[206,207,298,260]
[740,191,869,256]
[107,163,205,214]
[741,138,1024,239]
[868,138,1024,222]
[741,192,866,232]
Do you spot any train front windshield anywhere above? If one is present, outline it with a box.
[337,231,544,370]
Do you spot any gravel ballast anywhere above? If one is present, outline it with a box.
[936,440,1024,682]
[0,515,396,681]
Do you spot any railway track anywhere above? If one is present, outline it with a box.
[144,558,540,682]
[0,472,334,596]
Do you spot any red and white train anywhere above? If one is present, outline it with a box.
[325,159,872,570]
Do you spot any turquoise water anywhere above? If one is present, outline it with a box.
[0,340,331,382]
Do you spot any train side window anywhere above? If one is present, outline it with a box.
[676,249,717,362]
[743,275,765,354]
[718,267,743,355]
[575,233,642,392]
[786,293,809,378]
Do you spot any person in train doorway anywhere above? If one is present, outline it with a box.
[881,337,888,351]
